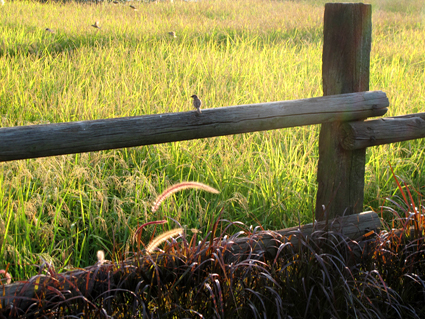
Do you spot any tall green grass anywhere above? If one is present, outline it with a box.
[0,0,424,280]
[3,180,425,317]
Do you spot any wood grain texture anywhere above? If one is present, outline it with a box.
[340,113,425,150]
[315,3,372,220]
[0,211,380,311]
[226,210,381,262]
[0,91,387,162]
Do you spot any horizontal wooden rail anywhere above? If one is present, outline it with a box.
[0,91,388,162]
[340,112,425,150]
[0,211,380,311]
[227,210,380,262]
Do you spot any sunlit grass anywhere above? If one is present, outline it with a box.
[0,0,424,280]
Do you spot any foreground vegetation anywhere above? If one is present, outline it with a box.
[2,181,425,318]
[0,0,424,284]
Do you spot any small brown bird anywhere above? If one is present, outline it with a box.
[45,28,54,33]
[168,31,177,38]
[129,4,137,10]
[191,95,202,114]
[91,21,101,29]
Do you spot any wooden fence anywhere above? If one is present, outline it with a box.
[0,3,422,221]
[2,2,425,311]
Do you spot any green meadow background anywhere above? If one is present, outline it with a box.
[0,0,424,280]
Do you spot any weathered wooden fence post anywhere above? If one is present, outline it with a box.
[315,3,372,220]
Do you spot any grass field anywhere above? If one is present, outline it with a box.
[0,0,424,281]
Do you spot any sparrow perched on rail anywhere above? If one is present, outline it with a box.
[191,95,202,114]
[91,21,101,29]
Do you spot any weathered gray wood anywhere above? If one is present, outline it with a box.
[340,113,425,150]
[0,91,387,162]
[227,210,380,261]
[0,211,380,311]
[315,3,372,220]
